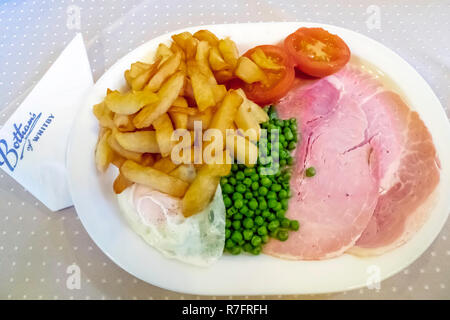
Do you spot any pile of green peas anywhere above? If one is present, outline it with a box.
[220,106,300,255]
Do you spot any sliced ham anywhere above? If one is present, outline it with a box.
[263,65,440,260]
[263,76,380,260]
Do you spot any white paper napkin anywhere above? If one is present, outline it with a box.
[0,33,93,211]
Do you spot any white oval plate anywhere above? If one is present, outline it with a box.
[67,22,450,295]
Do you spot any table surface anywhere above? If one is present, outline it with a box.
[0,0,449,300]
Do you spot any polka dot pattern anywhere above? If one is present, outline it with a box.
[0,0,449,299]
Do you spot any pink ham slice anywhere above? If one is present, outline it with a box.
[349,78,440,256]
[263,76,380,260]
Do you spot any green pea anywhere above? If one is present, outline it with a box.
[255,216,264,226]
[277,229,289,241]
[305,166,316,177]
[258,186,268,196]
[242,178,252,186]
[281,218,290,228]
[279,159,286,166]
[257,225,268,236]
[248,199,258,210]
[261,235,269,244]
[234,213,243,220]
[230,246,242,255]
[236,171,245,180]
[244,167,254,176]
[251,181,259,191]
[251,246,262,255]
[250,173,259,181]
[232,220,241,230]
[226,207,237,217]
[259,199,267,210]
[286,156,293,165]
[244,191,253,200]
[231,164,239,172]
[234,199,244,209]
[223,196,232,208]
[236,184,247,193]
[273,202,282,212]
[268,213,276,221]
[278,189,288,199]
[251,235,262,247]
[226,219,231,228]
[243,229,253,241]
[243,218,254,229]
[260,177,272,187]
[239,205,249,215]
[225,239,235,249]
[268,199,278,209]
[225,228,231,239]
[243,243,253,252]
[232,193,243,201]
[252,190,259,197]
[268,220,280,231]
[231,231,243,243]
[262,210,271,218]
[246,210,255,217]
[222,184,233,194]
[281,198,289,209]
[276,210,285,220]
[289,220,300,231]
[271,184,282,192]
[267,191,277,200]
[228,177,237,185]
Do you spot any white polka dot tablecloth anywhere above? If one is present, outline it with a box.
[0,0,449,300]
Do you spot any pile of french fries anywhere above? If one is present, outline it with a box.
[94,29,269,217]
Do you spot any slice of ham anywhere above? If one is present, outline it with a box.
[348,76,440,255]
[263,65,440,260]
[263,76,380,260]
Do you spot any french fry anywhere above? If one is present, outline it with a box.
[93,102,114,129]
[235,56,267,84]
[115,130,160,153]
[171,32,198,60]
[105,90,159,115]
[125,59,160,91]
[187,60,216,111]
[95,129,114,172]
[107,131,143,163]
[213,69,234,84]
[121,160,188,197]
[193,30,219,46]
[155,43,173,67]
[187,107,214,130]
[172,96,188,108]
[169,111,188,130]
[127,61,150,78]
[133,71,185,128]
[250,47,284,71]
[212,84,227,104]
[169,164,197,183]
[235,88,269,123]
[170,42,186,61]
[111,154,127,168]
[168,106,198,116]
[196,40,217,85]
[209,46,229,71]
[153,156,179,173]
[182,152,231,217]
[153,113,175,157]
[226,132,258,167]
[218,38,239,69]
[146,51,182,92]
[113,113,135,132]
[234,101,261,141]
[113,173,133,194]
[208,90,243,144]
